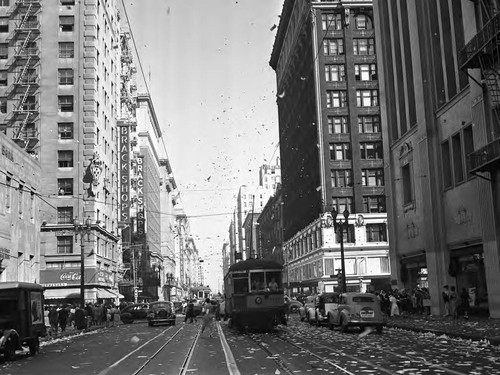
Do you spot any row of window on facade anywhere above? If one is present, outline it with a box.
[0,0,76,6]
[331,196,386,215]
[329,142,383,160]
[325,63,377,82]
[321,12,374,32]
[323,38,375,56]
[55,234,115,259]
[288,255,390,282]
[0,174,36,221]
[287,223,388,260]
[327,89,379,108]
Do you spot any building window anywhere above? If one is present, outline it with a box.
[58,122,73,139]
[322,13,343,30]
[59,42,74,58]
[325,64,345,82]
[21,123,36,138]
[328,116,349,134]
[363,196,386,213]
[332,197,353,215]
[0,43,7,59]
[58,95,74,112]
[58,150,73,167]
[452,133,464,184]
[61,0,75,4]
[360,142,383,159]
[358,115,380,133]
[57,236,73,254]
[362,169,384,186]
[0,98,6,114]
[356,89,378,107]
[58,69,74,85]
[353,14,373,30]
[22,96,36,111]
[59,16,74,32]
[57,207,73,224]
[323,38,344,56]
[355,64,377,81]
[0,71,6,86]
[366,223,387,242]
[0,18,8,33]
[58,178,73,195]
[463,125,474,176]
[326,90,347,108]
[331,169,352,187]
[0,1,9,6]
[353,38,375,55]
[329,143,351,160]
[402,163,413,204]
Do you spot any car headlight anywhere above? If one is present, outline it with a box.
[255,297,262,304]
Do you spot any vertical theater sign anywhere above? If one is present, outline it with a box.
[118,122,130,226]
[136,155,145,240]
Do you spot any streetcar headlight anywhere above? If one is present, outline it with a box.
[255,297,262,304]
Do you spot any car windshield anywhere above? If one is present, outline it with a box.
[352,296,375,303]
[151,303,171,311]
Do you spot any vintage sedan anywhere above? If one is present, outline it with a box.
[147,301,176,326]
[120,303,150,324]
[328,293,385,333]
[298,295,317,322]
[284,296,303,314]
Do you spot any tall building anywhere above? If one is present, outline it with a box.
[36,0,122,302]
[270,1,389,293]
[374,0,500,317]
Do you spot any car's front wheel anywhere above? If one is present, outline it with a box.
[340,317,349,333]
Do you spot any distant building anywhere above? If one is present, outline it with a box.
[270,0,388,293]
[257,185,284,262]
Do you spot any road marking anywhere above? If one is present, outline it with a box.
[217,322,241,375]
[97,325,182,375]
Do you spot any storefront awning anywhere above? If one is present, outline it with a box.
[44,288,81,300]
[96,288,118,299]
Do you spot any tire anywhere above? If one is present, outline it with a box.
[328,315,334,330]
[315,312,321,326]
[29,337,39,356]
[376,325,383,334]
[290,305,299,313]
[340,317,349,333]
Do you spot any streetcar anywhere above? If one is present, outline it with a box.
[224,259,286,331]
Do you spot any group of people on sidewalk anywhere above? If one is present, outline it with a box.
[442,285,471,319]
[44,302,119,337]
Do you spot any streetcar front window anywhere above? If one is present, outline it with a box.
[250,272,266,291]
[234,277,248,294]
[266,271,282,291]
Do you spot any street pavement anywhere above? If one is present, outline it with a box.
[386,314,500,345]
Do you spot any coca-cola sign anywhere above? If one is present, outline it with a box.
[60,272,81,281]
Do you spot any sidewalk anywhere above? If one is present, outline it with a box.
[386,314,500,345]
[41,322,121,342]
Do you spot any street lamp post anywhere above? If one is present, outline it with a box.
[74,217,92,309]
[165,273,174,301]
[331,208,350,293]
[152,264,162,301]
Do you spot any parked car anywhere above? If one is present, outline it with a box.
[298,295,317,322]
[309,293,340,326]
[172,301,183,314]
[147,301,176,326]
[328,292,385,333]
[284,296,303,313]
[120,303,150,324]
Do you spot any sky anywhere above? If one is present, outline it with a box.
[125,0,285,292]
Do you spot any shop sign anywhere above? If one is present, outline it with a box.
[119,123,131,224]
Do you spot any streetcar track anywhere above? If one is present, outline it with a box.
[178,326,201,375]
[132,325,186,375]
[245,332,296,375]
[281,326,471,375]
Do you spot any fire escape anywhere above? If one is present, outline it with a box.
[459,10,500,176]
[4,0,41,155]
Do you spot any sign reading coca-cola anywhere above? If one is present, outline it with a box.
[60,271,81,281]
[40,268,114,287]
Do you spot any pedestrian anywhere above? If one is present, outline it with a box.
[184,300,194,323]
[284,296,291,320]
[58,305,69,332]
[214,300,221,321]
[48,305,59,337]
[74,307,87,330]
[389,293,400,316]
[460,288,470,319]
[109,304,116,327]
[85,303,93,327]
[69,304,76,328]
[449,286,458,319]
[200,298,215,337]
[442,285,450,316]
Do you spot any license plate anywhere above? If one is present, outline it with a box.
[360,310,374,318]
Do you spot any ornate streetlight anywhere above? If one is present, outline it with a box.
[165,273,174,301]
[74,216,93,308]
[331,208,350,293]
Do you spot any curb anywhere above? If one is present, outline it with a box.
[387,323,500,345]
